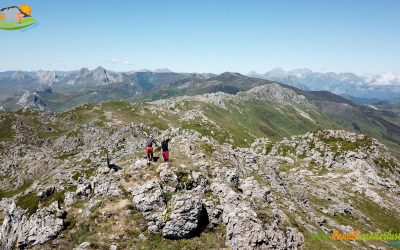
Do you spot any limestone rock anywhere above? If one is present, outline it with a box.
[0,202,65,249]
[162,192,204,239]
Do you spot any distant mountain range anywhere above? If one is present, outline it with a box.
[0,67,399,154]
[0,67,215,111]
[248,68,400,102]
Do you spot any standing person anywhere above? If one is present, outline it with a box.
[161,137,171,162]
[144,132,157,161]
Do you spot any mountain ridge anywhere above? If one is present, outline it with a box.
[0,82,398,249]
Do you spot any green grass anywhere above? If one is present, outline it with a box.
[306,160,329,176]
[16,192,39,217]
[373,157,397,170]
[0,114,15,141]
[55,151,79,160]
[0,181,33,199]
[35,124,68,139]
[352,196,400,232]
[41,185,76,207]
[132,225,226,250]
[252,171,269,186]
[42,190,66,207]
[318,134,373,154]
[199,101,334,147]
[71,168,96,181]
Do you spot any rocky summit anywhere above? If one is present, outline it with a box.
[0,84,399,249]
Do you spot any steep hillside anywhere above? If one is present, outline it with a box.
[0,85,399,249]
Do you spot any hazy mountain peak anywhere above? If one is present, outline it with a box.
[11,71,29,80]
[37,70,58,84]
[291,68,313,76]
[219,72,243,77]
[247,71,263,78]
[154,68,172,73]
[369,72,399,86]
[93,66,107,73]
[258,68,400,100]
[78,68,90,76]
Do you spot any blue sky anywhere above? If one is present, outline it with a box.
[1,0,399,75]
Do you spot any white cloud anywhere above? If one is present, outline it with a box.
[108,58,131,65]
[369,72,399,86]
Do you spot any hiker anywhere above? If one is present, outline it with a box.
[161,137,171,162]
[144,132,157,161]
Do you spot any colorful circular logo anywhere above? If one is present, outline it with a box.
[0,4,37,30]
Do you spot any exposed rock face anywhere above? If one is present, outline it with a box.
[91,168,122,197]
[211,182,269,249]
[17,91,48,111]
[244,83,309,105]
[162,192,204,239]
[239,177,271,201]
[0,202,65,249]
[130,181,167,232]
[37,70,59,93]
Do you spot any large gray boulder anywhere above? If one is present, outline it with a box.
[0,201,65,249]
[91,174,122,197]
[211,182,268,249]
[162,191,204,239]
[131,180,166,232]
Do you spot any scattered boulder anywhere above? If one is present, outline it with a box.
[162,191,205,239]
[91,174,122,197]
[211,182,269,249]
[131,181,167,231]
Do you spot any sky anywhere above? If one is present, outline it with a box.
[1,0,399,76]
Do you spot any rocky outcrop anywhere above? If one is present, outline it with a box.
[17,91,48,111]
[0,202,65,249]
[130,180,167,233]
[244,83,309,105]
[211,182,269,249]
[162,192,204,239]
[91,168,122,197]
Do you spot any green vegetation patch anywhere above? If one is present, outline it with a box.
[0,180,32,199]
[352,196,400,232]
[200,142,214,155]
[306,160,329,176]
[0,114,16,141]
[55,151,79,160]
[134,225,226,250]
[41,185,77,207]
[318,135,373,154]
[16,192,39,217]
[71,168,96,181]
[373,157,397,170]
[276,144,296,157]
